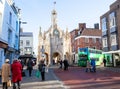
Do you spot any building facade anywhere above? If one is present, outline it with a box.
[38,9,72,65]
[100,0,120,67]
[70,23,102,63]
[100,0,120,52]
[70,29,78,63]
[0,0,20,68]
[20,31,33,56]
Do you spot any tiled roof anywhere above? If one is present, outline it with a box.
[81,28,102,36]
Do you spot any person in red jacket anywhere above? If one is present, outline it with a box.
[11,58,22,89]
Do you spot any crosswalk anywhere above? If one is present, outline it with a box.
[21,80,68,89]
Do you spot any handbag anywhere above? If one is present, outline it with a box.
[7,80,12,87]
[35,70,41,78]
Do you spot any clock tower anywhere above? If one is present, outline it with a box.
[38,2,72,66]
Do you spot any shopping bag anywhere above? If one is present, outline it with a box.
[45,67,49,73]
[7,80,12,87]
[35,70,41,78]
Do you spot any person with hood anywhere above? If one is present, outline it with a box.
[11,58,22,89]
[1,59,11,89]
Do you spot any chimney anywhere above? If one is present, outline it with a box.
[79,23,86,29]
[94,23,99,29]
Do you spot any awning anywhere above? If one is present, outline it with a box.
[0,38,8,48]
[19,54,33,59]
[102,50,120,54]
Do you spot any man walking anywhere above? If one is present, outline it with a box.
[1,59,11,89]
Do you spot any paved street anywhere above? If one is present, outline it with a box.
[54,66,120,89]
[0,65,120,89]
[0,65,68,89]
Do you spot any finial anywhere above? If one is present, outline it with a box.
[53,1,56,9]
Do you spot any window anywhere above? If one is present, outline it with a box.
[99,38,101,43]
[85,38,89,43]
[20,48,23,55]
[20,40,23,46]
[9,12,12,25]
[26,40,30,46]
[8,29,12,45]
[109,12,116,28]
[16,21,18,32]
[111,34,117,45]
[101,17,107,32]
[103,38,107,47]
[93,38,96,43]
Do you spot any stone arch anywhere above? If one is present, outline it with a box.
[52,51,62,65]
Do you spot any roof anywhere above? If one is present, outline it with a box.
[81,29,102,36]
[20,32,33,37]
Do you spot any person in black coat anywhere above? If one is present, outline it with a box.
[27,59,33,77]
[38,60,46,81]
[103,58,107,67]
[63,58,69,71]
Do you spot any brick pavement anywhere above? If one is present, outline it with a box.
[54,66,120,89]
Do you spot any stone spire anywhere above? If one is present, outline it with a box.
[39,27,42,36]
[52,1,57,29]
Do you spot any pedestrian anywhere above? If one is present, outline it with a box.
[38,60,46,81]
[63,56,69,71]
[11,58,22,89]
[1,59,11,89]
[86,60,92,72]
[27,59,33,77]
[103,58,107,67]
[91,58,96,72]
[59,60,63,69]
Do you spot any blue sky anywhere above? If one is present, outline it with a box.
[14,0,116,55]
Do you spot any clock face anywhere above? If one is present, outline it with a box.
[53,29,59,36]
[54,29,59,34]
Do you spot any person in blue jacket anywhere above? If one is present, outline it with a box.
[91,58,96,72]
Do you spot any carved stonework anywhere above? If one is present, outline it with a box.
[38,8,72,65]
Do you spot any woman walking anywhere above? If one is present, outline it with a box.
[11,59,22,89]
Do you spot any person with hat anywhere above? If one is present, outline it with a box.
[11,58,22,89]
[1,59,11,89]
